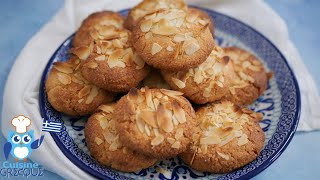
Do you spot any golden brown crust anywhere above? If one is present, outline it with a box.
[222,47,272,106]
[179,101,265,173]
[77,13,150,93]
[85,104,158,172]
[114,88,196,159]
[73,11,124,47]
[45,57,115,116]
[132,9,215,71]
[124,0,187,30]
[162,46,236,104]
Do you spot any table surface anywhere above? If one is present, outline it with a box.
[0,0,319,179]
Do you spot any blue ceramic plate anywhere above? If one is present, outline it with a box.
[39,7,300,180]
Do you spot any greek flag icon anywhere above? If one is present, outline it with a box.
[42,120,62,133]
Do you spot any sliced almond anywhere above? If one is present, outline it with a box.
[86,61,98,69]
[78,99,84,103]
[78,85,91,98]
[167,137,175,144]
[145,32,153,39]
[53,62,73,74]
[166,46,174,51]
[198,19,207,26]
[217,151,230,160]
[136,116,145,133]
[112,39,123,48]
[160,89,184,97]
[57,73,71,85]
[175,128,184,140]
[184,40,200,55]
[248,65,261,72]
[145,124,151,136]
[98,116,109,130]
[156,103,174,133]
[70,46,91,60]
[94,137,103,145]
[186,14,199,23]
[151,134,164,146]
[95,55,106,61]
[140,111,157,128]
[200,134,221,145]
[173,34,186,43]
[85,86,99,104]
[237,134,249,146]
[171,78,185,89]
[98,26,120,40]
[98,105,114,113]
[151,43,163,55]
[72,75,83,84]
[242,61,251,69]
[171,141,181,149]
[172,101,186,124]
[140,20,153,32]
[133,54,145,69]
[153,128,160,137]
[151,23,179,36]
[145,87,155,110]
[194,69,204,84]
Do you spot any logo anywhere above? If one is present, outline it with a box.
[1,115,62,178]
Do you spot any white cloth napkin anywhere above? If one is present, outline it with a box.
[2,0,320,179]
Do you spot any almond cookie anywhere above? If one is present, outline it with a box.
[73,11,124,47]
[141,69,171,89]
[79,21,150,92]
[179,101,265,173]
[45,57,115,116]
[85,104,157,172]
[124,0,187,30]
[132,8,215,71]
[114,88,196,158]
[223,47,272,106]
[162,46,236,104]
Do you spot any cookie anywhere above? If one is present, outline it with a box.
[179,101,265,173]
[45,57,115,116]
[141,69,171,89]
[188,7,215,35]
[162,46,236,104]
[223,47,272,106]
[114,88,196,158]
[73,11,124,47]
[124,0,187,30]
[132,8,215,71]
[85,104,157,172]
[79,20,150,93]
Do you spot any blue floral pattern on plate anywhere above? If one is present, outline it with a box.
[39,7,300,180]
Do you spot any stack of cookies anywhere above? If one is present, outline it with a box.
[45,0,272,174]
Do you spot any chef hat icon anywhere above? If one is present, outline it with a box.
[11,115,31,133]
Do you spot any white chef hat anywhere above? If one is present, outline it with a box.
[11,115,31,133]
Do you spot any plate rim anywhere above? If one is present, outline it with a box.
[39,7,301,180]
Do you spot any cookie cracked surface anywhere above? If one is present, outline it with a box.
[132,8,215,71]
[45,57,115,116]
[85,104,158,172]
[223,47,272,106]
[114,88,196,158]
[179,101,265,173]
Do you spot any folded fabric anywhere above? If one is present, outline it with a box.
[2,0,319,179]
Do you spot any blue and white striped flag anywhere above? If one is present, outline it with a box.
[42,120,62,133]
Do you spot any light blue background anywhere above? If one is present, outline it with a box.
[0,0,319,179]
